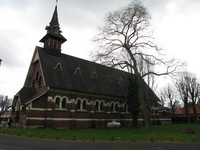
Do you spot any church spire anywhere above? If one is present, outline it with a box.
[40,5,66,53]
[49,6,59,27]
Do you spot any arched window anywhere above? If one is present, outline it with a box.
[77,99,81,110]
[38,76,42,87]
[100,102,104,111]
[115,103,119,112]
[21,105,26,113]
[55,97,60,108]
[36,72,39,81]
[111,103,115,112]
[124,104,128,112]
[82,100,87,110]
[95,101,99,111]
[16,100,20,111]
[62,98,67,109]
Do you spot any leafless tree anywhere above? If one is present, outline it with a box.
[175,72,190,123]
[185,73,200,123]
[161,85,179,116]
[92,0,183,129]
[158,92,166,107]
[0,95,12,113]
[138,56,157,91]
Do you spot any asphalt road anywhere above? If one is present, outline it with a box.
[0,134,200,150]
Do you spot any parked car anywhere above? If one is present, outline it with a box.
[107,120,121,128]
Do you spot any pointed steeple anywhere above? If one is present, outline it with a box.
[50,6,59,27]
[40,5,66,53]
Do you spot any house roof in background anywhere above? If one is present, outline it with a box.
[174,104,200,115]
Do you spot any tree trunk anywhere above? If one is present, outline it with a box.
[126,47,152,129]
[171,104,175,117]
[136,75,151,129]
[192,101,198,123]
[184,101,191,123]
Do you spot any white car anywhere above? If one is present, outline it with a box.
[107,121,121,128]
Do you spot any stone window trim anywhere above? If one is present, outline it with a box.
[53,62,63,71]
[15,99,21,112]
[36,71,39,82]
[94,100,105,112]
[38,76,42,88]
[120,103,129,113]
[75,98,88,111]
[124,104,129,113]
[74,67,82,75]
[110,102,120,113]
[53,96,69,110]
[21,105,26,113]
[90,71,97,79]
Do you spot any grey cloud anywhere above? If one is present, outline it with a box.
[0,34,24,68]
[57,0,133,29]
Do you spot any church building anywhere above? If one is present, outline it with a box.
[11,5,170,128]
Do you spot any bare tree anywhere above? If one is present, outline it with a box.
[158,92,166,107]
[161,85,179,116]
[175,72,190,123]
[92,0,182,128]
[185,73,200,123]
[138,56,157,91]
[0,95,12,113]
[127,78,140,128]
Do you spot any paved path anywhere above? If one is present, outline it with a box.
[0,134,200,150]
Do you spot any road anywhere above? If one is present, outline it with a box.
[0,134,200,150]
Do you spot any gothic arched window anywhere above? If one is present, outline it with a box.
[36,72,39,81]
[82,100,87,110]
[38,76,42,87]
[100,102,104,111]
[62,98,67,109]
[115,103,119,112]
[77,99,81,110]
[111,103,115,112]
[95,101,99,111]
[55,97,60,108]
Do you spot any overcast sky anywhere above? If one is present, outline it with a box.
[1,0,200,98]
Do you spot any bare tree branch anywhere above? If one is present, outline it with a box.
[91,0,184,129]
[0,95,12,113]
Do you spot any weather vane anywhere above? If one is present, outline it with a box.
[56,0,58,6]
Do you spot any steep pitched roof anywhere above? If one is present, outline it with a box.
[12,87,37,106]
[37,46,130,97]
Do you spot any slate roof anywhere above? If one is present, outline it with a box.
[12,87,36,106]
[37,47,130,97]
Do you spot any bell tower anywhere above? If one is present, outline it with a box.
[40,5,66,53]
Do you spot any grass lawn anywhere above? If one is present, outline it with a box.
[0,124,200,143]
